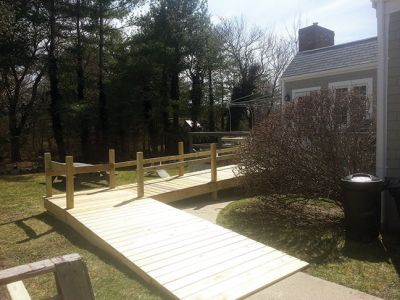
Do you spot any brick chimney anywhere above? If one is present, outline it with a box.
[298,22,335,51]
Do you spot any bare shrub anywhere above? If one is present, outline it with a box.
[237,89,376,207]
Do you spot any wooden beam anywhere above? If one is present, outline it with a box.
[6,281,31,300]
[210,144,217,183]
[109,149,116,188]
[73,164,111,175]
[44,153,52,197]
[0,254,81,285]
[144,161,186,172]
[66,156,74,209]
[137,152,144,198]
[210,143,218,200]
[178,142,184,176]
[216,154,239,162]
[114,160,137,169]
[217,147,239,154]
[54,255,95,300]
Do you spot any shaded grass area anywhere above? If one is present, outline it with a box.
[217,197,400,300]
[0,169,163,299]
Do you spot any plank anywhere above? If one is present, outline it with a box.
[201,260,308,300]
[147,238,258,277]
[173,253,292,298]
[134,234,246,268]
[84,212,200,237]
[152,241,269,283]
[6,281,31,300]
[114,224,218,253]
[43,164,308,300]
[122,227,232,262]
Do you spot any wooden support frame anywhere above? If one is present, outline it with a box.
[65,156,74,209]
[43,146,239,204]
[136,152,144,198]
[44,153,52,197]
[210,143,218,200]
[0,254,95,300]
[109,149,116,188]
[178,142,185,176]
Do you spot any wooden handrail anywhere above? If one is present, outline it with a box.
[113,149,213,170]
[114,160,137,169]
[0,254,95,300]
[109,149,116,188]
[144,161,186,172]
[136,152,144,198]
[73,164,112,175]
[210,143,218,200]
[217,147,239,154]
[178,141,184,176]
[44,153,52,197]
[44,144,240,206]
[66,156,74,209]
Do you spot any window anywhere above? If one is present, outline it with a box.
[329,78,373,119]
[292,87,321,101]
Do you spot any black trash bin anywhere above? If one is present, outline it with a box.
[341,173,383,242]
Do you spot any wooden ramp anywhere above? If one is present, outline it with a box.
[44,165,308,299]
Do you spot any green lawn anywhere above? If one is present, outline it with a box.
[2,170,400,299]
[0,169,163,300]
[217,197,400,300]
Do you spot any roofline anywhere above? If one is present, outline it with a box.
[299,36,377,54]
[282,62,377,82]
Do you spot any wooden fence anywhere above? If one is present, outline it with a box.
[44,142,239,209]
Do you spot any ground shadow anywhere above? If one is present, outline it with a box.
[382,232,400,277]
[218,196,397,267]
[172,188,245,210]
[3,212,165,299]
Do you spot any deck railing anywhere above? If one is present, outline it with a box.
[44,142,239,209]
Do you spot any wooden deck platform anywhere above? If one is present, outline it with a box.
[44,165,308,299]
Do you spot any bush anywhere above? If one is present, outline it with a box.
[237,89,376,206]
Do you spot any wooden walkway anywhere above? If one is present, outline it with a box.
[44,164,308,299]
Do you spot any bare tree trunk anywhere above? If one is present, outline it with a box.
[76,0,89,159]
[9,105,21,162]
[48,0,66,161]
[170,70,180,131]
[170,47,180,132]
[98,1,108,149]
[207,68,215,131]
[7,78,22,162]
[190,72,203,132]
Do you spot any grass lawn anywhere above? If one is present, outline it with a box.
[217,196,400,299]
[0,169,163,299]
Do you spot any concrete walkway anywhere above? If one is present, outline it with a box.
[171,194,382,300]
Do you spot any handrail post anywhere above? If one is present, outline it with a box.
[137,152,144,198]
[109,149,116,188]
[178,142,185,176]
[210,143,218,200]
[65,156,74,209]
[44,153,53,197]
[188,134,193,153]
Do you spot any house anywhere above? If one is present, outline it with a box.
[282,13,400,231]
[373,0,400,231]
[281,23,377,109]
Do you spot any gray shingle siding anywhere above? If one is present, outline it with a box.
[387,10,400,177]
[282,37,378,78]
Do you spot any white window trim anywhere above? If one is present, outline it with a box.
[329,78,373,117]
[292,86,321,100]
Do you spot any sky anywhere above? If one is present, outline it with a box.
[208,0,377,44]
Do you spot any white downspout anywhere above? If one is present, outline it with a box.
[375,0,388,225]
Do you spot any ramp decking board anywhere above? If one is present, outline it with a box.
[44,165,307,299]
